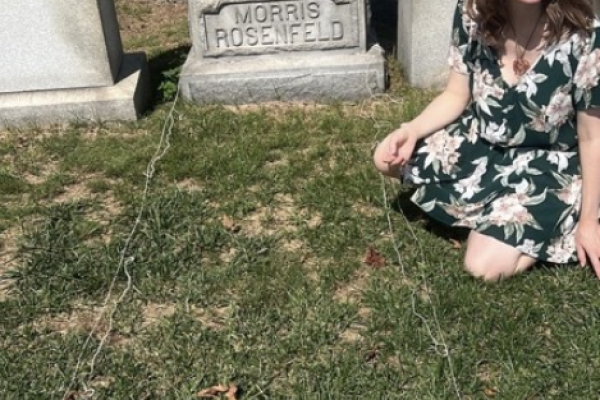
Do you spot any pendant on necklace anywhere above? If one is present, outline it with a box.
[513,58,530,77]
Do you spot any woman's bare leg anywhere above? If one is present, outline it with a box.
[464,231,537,281]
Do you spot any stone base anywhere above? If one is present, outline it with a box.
[0,53,150,128]
[179,47,386,104]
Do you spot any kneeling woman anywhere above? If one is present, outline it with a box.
[374,0,600,281]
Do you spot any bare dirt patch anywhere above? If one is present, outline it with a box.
[219,247,239,263]
[50,175,122,211]
[282,239,304,252]
[0,226,21,300]
[30,305,128,346]
[141,302,176,328]
[22,173,45,186]
[237,194,322,237]
[247,184,262,194]
[139,302,231,331]
[54,182,94,204]
[352,202,381,218]
[305,212,322,229]
[222,98,402,119]
[88,196,124,244]
[300,254,329,281]
[190,305,230,331]
[264,158,290,169]
[339,325,366,344]
[239,194,298,236]
[22,160,61,185]
[175,178,203,192]
[49,176,124,244]
[81,126,151,140]
[334,268,371,305]
[338,310,371,345]
[476,361,501,396]
[33,306,104,334]
[224,102,330,116]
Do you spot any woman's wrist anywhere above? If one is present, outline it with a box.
[579,201,600,224]
[400,122,421,140]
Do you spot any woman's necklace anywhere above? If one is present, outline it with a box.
[509,13,545,77]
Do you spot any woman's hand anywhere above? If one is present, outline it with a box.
[575,219,600,277]
[382,125,418,167]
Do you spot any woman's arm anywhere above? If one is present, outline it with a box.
[575,108,600,275]
[380,70,471,167]
[376,0,472,169]
[404,70,471,140]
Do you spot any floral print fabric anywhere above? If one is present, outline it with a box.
[405,0,600,263]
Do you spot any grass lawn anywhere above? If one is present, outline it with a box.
[2,1,600,399]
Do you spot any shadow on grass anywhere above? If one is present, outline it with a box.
[145,44,191,112]
[392,188,470,243]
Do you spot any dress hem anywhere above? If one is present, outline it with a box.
[410,195,578,265]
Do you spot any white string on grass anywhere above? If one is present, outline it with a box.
[61,89,180,400]
[361,37,462,396]
[379,174,405,274]
[53,37,458,399]
[379,175,462,399]
[358,43,462,398]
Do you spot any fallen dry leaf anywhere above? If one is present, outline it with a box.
[364,246,385,269]
[364,348,379,363]
[364,343,383,363]
[197,384,238,399]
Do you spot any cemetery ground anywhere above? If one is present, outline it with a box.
[1,1,600,399]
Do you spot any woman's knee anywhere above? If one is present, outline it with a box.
[463,232,537,282]
[463,251,534,282]
[463,253,510,282]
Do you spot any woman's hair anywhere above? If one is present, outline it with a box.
[466,0,594,47]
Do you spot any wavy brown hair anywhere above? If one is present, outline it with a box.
[466,0,594,47]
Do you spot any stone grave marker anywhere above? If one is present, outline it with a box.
[397,0,455,89]
[180,0,386,103]
[0,0,150,127]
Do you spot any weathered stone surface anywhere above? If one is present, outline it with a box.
[0,0,150,127]
[180,0,385,103]
[0,0,124,93]
[194,0,365,56]
[180,48,385,103]
[397,0,455,88]
[0,54,150,128]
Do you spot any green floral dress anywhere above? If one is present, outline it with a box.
[405,0,600,263]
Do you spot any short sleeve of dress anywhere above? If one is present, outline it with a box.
[574,24,600,111]
[447,0,471,75]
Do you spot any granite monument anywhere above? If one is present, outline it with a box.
[180,0,386,103]
[0,0,150,127]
